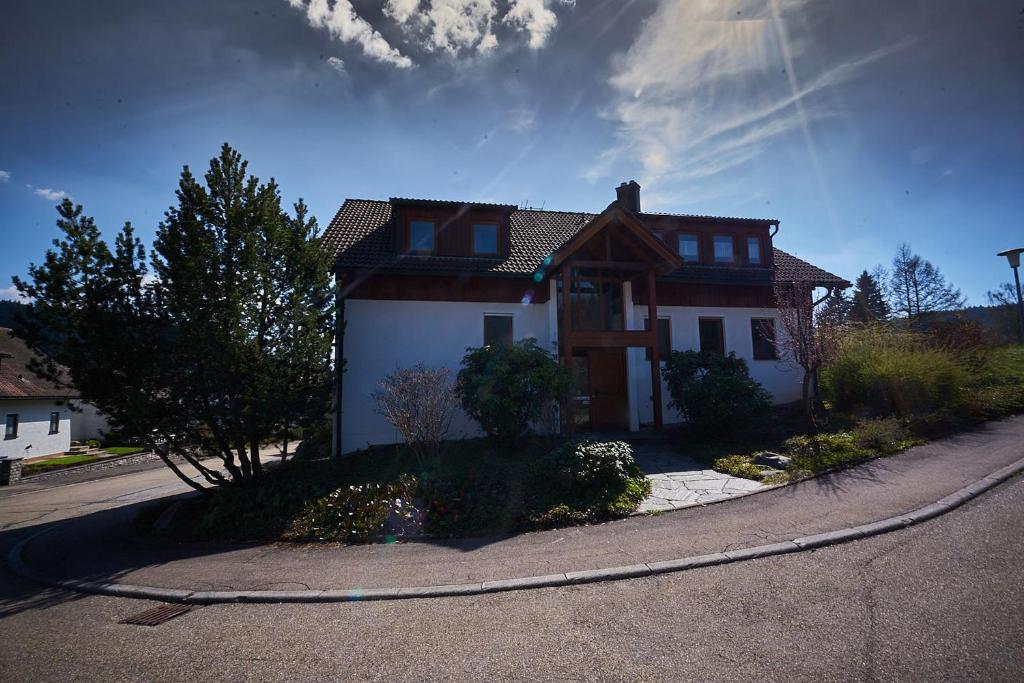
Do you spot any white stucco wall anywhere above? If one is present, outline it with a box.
[629,305,802,427]
[339,298,802,453]
[1,399,72,460]
[341,298,552,454]
[69,401,110,442]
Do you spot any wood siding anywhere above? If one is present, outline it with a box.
[633,282,775,308]
[342,273,548,304]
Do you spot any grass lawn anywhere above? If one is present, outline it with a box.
[144,437,650,545]
[103,446,145,456]
[22,454,102,476]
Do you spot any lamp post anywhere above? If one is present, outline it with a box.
[997,248,1024,344]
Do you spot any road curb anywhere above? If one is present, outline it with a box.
[8,454,1024,605]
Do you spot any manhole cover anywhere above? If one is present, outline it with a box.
[120,603,193,626]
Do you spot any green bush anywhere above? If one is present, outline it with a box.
[456,338,573,443]
[661,350,771,435]
[852,417,914,455]
[529,440,650,525]
[783,432,871,472]
[541,440,637,494]
[712,454,763,481]
[822,328,968,417]
[293,420,331,460]
[285,475,419,543]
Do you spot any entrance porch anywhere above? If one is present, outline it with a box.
[542,203,682,434]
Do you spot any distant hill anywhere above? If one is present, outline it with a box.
[0,300,27,329]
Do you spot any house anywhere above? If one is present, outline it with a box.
[324,181,849,455]
[0,329,77,461]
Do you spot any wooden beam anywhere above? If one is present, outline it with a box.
[647,267,663,431]
[565,259,650,271]
[567,330,656,349]
[561,263,574,435]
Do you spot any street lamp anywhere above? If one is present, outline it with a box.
[997,247,1024,344]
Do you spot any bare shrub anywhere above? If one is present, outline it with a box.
[372,365,457,465]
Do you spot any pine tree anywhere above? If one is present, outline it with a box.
[849,269,889,324]
[14,144,334,489]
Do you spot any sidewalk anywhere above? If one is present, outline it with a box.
[13,416,1024,596]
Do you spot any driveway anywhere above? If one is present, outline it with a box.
[630,441,766,512]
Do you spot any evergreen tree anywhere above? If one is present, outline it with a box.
[14,144,334,489]
[818,289,853,326]
[849,269,889,324]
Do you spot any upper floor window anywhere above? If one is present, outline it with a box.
[747,237,762,265]
[473,223,498,255]
[4,414,17,439]
[408,220,436,254]
[49,411,60,434]
[713,235,734,264]
[678,234,699,263]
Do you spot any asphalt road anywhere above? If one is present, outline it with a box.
[0,468,1021,681]
[0,425,1022,681]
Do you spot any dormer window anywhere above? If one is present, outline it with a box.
[713,235,734,264]
[408,219,436,254]
[678,234,699,263]
[473,223,498,255]
[747,237,762,265]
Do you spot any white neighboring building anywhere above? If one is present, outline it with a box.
[324,182,849,455]
[1,330,76,460]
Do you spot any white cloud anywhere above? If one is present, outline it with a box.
[326,56,347,73]
[387,0,499,56]
[0,170,10,182]
[286,0,413,68]
[0,286,29,303]
[589,0,909,205]
[383,0,421,25]
[290,0,570,66]
[504,0,559,49]
[32,186,67,201]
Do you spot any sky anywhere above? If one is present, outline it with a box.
[1,0,1022,305]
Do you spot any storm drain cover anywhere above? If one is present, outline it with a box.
[120,603,193,626]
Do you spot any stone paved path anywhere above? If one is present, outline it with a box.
[631,441,766,512]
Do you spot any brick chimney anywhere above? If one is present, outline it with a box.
[615,180,641,213]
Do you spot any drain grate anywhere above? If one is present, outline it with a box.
[120,603,193,626]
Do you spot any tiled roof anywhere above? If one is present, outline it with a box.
[772,248,850,287]
[323,199,848,286]
[0,329,78,400]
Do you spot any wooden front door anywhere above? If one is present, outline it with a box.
[587,348,629,431]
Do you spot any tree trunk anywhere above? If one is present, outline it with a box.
[148,438,207,493]
[801,370,813,417]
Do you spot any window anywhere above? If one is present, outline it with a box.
[4,414,17,439]
[747,237,762,265]
[49,411,60,434]
[483,314,513,346]
[678,234,699,263]
[644,317,671,362]
[713,235,734,264]
[751,318,777,360]
[698,318,725,355]
[473,223,498,255]
[408,220,436,253]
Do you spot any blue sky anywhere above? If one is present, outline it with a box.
[1,0,1022,304]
